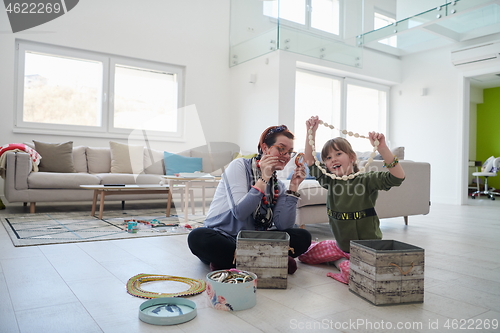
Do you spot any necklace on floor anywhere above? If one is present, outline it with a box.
[126,273,206,299]
[308,120,379,181]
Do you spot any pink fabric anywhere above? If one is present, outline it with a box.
[298,240,351,285]
[298,240,350,265]
[327,260,350,285]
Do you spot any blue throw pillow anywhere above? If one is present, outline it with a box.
[164,152,203,175]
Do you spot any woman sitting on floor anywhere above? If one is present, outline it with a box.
[187,125,312,274]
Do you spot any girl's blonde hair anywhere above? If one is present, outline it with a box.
[321,137,359,173]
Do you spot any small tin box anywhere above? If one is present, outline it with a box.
[206,269,257,311]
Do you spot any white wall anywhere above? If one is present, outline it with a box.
[391,38,500,205]
[0,0,232,152]
[391,45,462,204]
[229,52,281,153]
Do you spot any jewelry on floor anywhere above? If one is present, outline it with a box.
[127,273,206,299]
[207,269,255,284]
[308,120,379,180]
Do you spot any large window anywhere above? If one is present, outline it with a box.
[16,40,184,139]
[295,70,389,152]
[374,11,397,48]
[263,0,341,36]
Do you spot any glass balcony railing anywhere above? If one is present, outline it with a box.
[360,0,500,56]
[229,0,364,68]
[229,0,499,67]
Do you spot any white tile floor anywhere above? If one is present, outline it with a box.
[1,198,499,333]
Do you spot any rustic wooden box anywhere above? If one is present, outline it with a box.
[235,230,289,289]
[349,240,424,305]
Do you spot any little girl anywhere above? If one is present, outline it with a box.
[299,116,405,284]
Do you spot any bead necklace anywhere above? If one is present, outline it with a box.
[308,120,379,181]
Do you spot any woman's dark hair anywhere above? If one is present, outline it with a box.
[321,137,359,173]
[258,125,294,154]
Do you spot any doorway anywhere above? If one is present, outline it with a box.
[462,71,500,204]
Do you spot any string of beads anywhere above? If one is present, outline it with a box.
[308,120,379,181]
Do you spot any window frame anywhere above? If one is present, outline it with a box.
[14,40,185,141]
[344,77,390,138]
[294,68,390,151]
[373,9,397,48]
[263,0,344,40]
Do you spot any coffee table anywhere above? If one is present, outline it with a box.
[163,175,221,222]
[80,184,173,219]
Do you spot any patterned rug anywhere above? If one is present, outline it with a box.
[0,209,205,247]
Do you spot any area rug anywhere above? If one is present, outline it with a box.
[1,209,205,247]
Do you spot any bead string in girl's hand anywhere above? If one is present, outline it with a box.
[307,118,379,181]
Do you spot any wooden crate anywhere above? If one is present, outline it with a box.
[235,230,289,289]
[349,240,424,305]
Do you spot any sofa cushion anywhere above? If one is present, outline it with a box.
[86,147,111,173]
[109,141,144,174]
[191,150,233,174]
[234,152,258,159]
[33,140,75,173]
[143,148,165,175]
[28,172,100,189]
[164,152,202,175]
[73,146,88,173]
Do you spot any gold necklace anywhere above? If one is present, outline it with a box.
[126,273,206,299]
[308,120,379,181]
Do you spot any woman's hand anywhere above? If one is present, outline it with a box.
[289,163,306,191]
[259,154,279,180]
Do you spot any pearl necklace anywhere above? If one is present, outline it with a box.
[308,120,379,181]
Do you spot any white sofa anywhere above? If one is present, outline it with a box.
[2,142,239,213]
[278,152,431,227]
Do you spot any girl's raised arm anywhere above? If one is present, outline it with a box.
[369,132,405,179]
[305,116,320,167]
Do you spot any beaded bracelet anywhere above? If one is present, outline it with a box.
[383,156,399,168]
[286,190,300,198]
[259,177,269,185]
